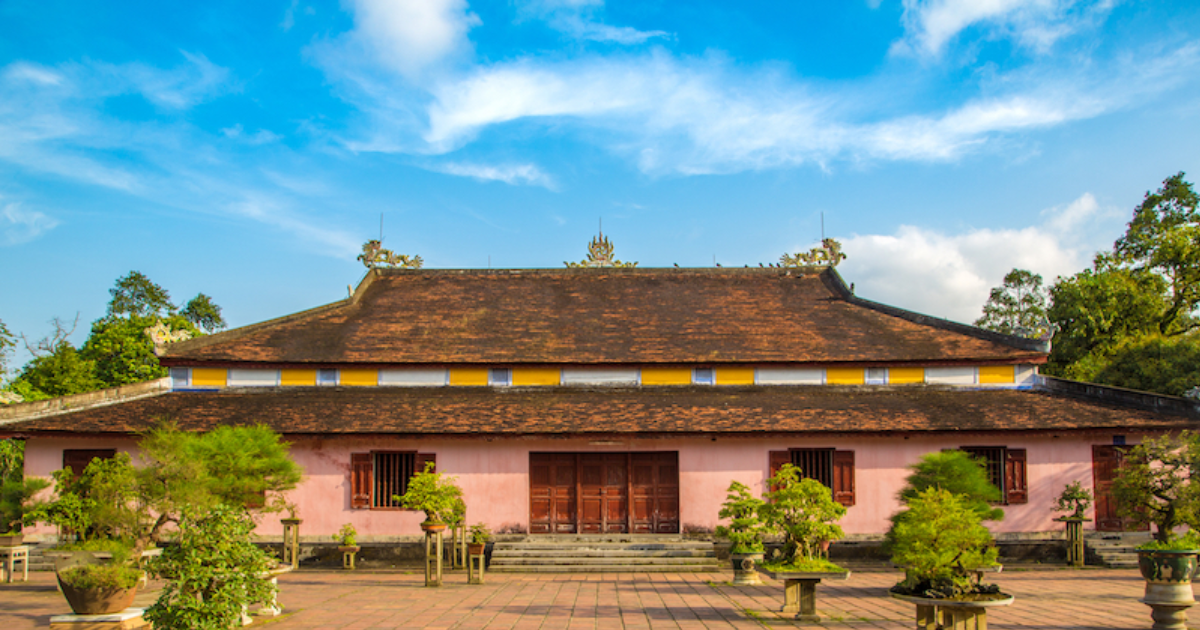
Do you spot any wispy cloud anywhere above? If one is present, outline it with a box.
[891,0,1117,57]
[0,58,360,256]
[836,192,1123,323]
[1,202,60,246]
[517,0,670,45]
[427,161,556,188]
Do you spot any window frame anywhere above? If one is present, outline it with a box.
[769,448,856,507]
[960,445,1028,505]
[351,451,436,510]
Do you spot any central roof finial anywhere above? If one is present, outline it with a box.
[565,224,637,268]
[780,238,846,268]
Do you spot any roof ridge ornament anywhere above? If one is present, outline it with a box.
[145,319,192,354]
[565,233,637,268]
[358,240,423,269]
[780,238,846,268]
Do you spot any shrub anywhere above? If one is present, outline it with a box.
[1052,481,1093,519]
[145,505,278,630]
[1112,431,1200,544]
[334,523,357,547]
[397,462,463,525]
[58,563,142,590]
[715,481,766,554]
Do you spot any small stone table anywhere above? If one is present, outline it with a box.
[891,592,1014,630]
[0,545,29,583]
[757,568,850,623]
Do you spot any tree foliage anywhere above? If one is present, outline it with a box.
[181,293,226,333]
[1091,334,1200,397]
[715,480,767,554]
[1043,173,1200,394]
[1113,172,1200,336]
[896,450,1004,522]
[13,321,101,399]
[145,505,278,630]
[890,487,999,597]
[1111,431,1200,543]
[0,319,14,383]
[81,315,196,387]
[760,463,845,565]
[974,269,1049,337]
[107,271,175,319]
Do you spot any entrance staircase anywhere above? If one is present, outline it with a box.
[489,535,720,573]
[1086,531,1152,568]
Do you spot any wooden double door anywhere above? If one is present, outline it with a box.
[529,452,680,534]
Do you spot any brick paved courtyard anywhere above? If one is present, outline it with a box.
[0,568,1160,629]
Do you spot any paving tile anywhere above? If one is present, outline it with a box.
[0,567,1172,630]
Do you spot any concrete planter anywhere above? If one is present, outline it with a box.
[891,592,1014,630]
[1138,549,1200,630]
[729,553,763,586]
[757,568,849,622]
[57,576,139,616]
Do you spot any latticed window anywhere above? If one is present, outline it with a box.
[769,448,856,506]
[350,451,436,509]
[960,446,1028,505]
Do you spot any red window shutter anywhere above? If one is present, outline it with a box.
[351,453,372,509]
[63,449,117,479]
[415,453,437,475]
[768,451,790,492]
[832,450,856,507]
[1005,449,1028,505]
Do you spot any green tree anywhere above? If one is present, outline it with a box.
[1113,172,1200,336]
[890,487,999,597]
[974,269,1049,337]
[1111,431,1200,544]
[145,505,279,630]
[1091,334,1200,397]
[181,293,226,333]
[12,317,101,399]
[81,314,196,387]
[1046,262,1169,380]
[107,271,175,319]
[760,463,846,565]
[896,450,1004,522]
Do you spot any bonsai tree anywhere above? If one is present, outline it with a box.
[760,463,846,570]
[1111,431,1200,545]
[890,487,1001,599]
[469,523,491,545]
[145,505,279,630]
[886,450,1003,552]
[1052,481,1093,519]
[334,523,358,547]
[715,480,767,555]
[397,462,463,525]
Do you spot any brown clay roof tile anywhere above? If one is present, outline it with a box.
[162,268,1045,366]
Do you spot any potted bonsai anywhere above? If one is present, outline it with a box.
[756,464,849,622]
[889,487,1011,628]
[334,523,360,569]
[715,480,767,586]
[467,522,491,556]
[1111,431,1200,628]
[1051,480,1093,567]
[397,462,464,533]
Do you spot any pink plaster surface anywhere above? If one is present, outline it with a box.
[22,432,1132,538]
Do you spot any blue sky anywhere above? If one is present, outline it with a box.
[3,0,1200,368]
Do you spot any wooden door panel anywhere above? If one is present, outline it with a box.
[1093,445,1147,532]
[531,453,578,534]
[531,452,675,534]
[631,452,680,534]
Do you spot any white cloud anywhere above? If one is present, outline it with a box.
[221,124,282,145]
[1,202,60,246]
[93,51,234,110]
[835,192,1123,323]
[518,0,670,45]
[428,161,556,188]
[4,62,64,86]
[892,0,1115,57]
[347,0,481,81]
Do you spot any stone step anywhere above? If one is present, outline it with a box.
[490,535,718,573]
[490,564,721,573]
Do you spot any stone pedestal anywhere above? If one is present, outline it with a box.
[49,608,147,630]
[424,530,444,587]
[893,593,1014,630]
[758,569,849,623]
[468,551,485,585]
[339,546,360,570]
[448,524,466,569]
[280,519,302,569]
[1055,517,1088,568]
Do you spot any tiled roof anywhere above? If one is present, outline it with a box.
[5,385,1191,436]
[162,268,1046,366]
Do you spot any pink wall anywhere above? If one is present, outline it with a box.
[22,431,1136,539]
